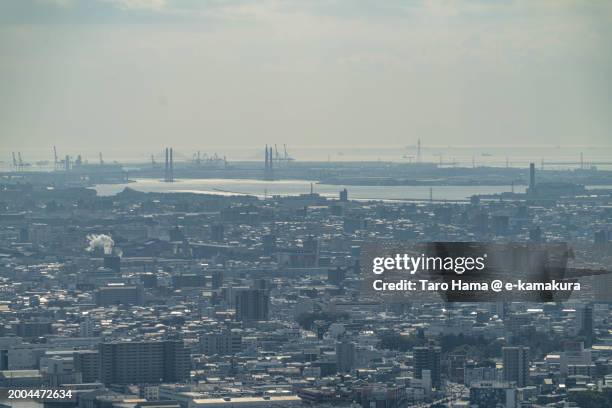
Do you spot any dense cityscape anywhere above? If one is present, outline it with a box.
[0,154,612,408]
[2,0,611,405]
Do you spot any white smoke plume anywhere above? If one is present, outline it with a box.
[86,234,114,255]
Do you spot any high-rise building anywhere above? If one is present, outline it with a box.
[491,302,507,319]
[210,224,224,242]
[79,317,95,337]
[528,162,536,196]
[199,330,242,356]
[73,350,100,383]
[302,236,319,267]
[577,304,594,347]
[13,321,53,338]
[208,269,224,289]
[94,284,144,306]
[336,339,355,373]
[339,188,348,202]
[504,313,532,345]
[503,346,529,387]
[99,340,190,385]
[447,353,466,384]
[235,289,269,322]
[560,341,592,376]
[414,345,441,389]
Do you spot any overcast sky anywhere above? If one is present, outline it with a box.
[1,0,610,153]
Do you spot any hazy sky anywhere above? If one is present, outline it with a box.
[1,0,611,153]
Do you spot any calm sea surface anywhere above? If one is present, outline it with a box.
[94,178,525,201]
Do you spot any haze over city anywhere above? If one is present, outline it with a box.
[4,2,612,407]
[1,0,611,153]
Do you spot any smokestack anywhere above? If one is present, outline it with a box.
[263,145,275,180]
[170,147,174,182]
[265,145,269,172]
[529,162,536,193]
[165,148,169,181]
[266,146,274,181]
